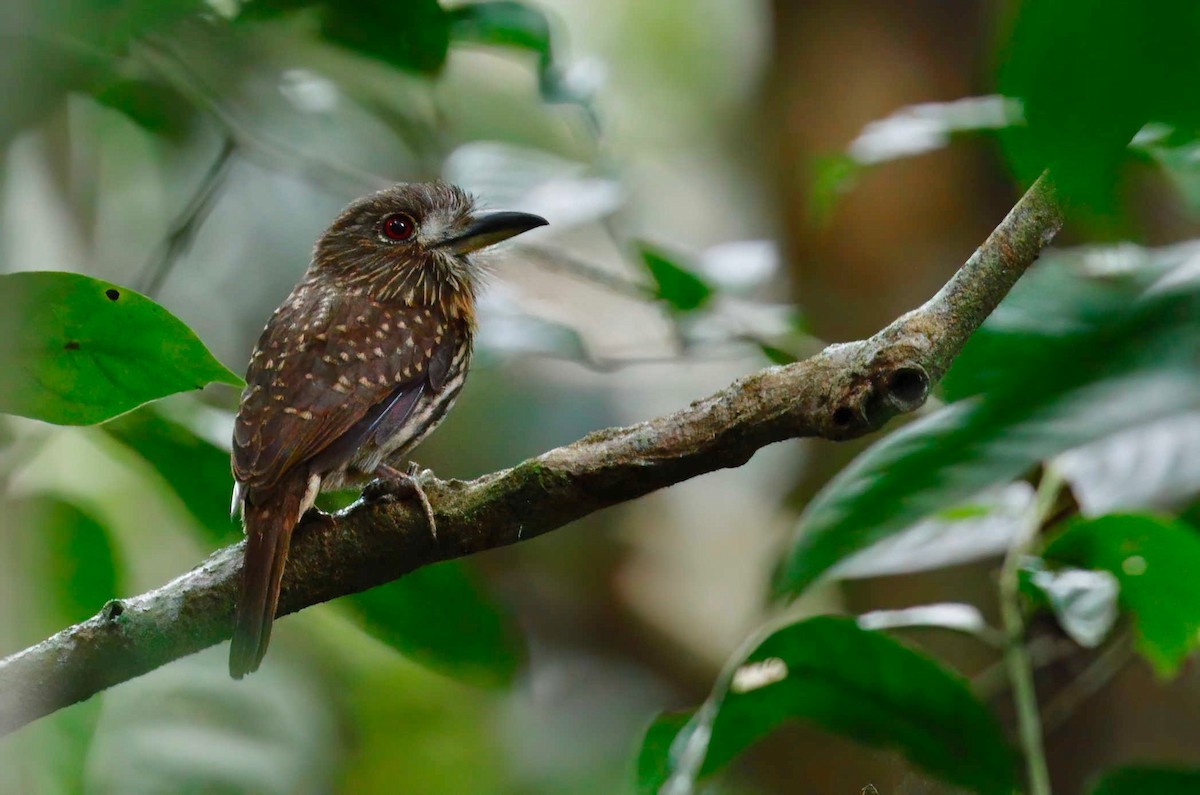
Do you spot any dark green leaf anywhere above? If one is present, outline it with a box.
[645,617,1014,795]
[239,0,450,74]
[1044,514,1200,677]
[1090,766,1200,794]
[102,406,240,546]
[775,256,1200,600]
[92,78,195,139]
[997,0,1200,207]
[0,272,242,425]
[344,560,526,688]
[634,711,694,795]
[637,244,714,313]
[448,1,552,66]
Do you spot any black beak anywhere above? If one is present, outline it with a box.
[438,211,549,255]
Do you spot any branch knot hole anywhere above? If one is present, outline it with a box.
[101,599,125,622]
[886,366,929,411]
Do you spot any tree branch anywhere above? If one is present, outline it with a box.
[0,174,1062,737]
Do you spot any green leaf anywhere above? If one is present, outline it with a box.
[634,711,694,795]
[0,272,242,426]
[102,406,240,546]
[637,244,714,313]
[641,617,1014,795]
[344,560,526,688]
[1090,766,1200,795]
[448,1,552,66]
[239,0,451,74]
[1043,514,1200,677]
[997,0,1200,207]
[775,255,1200,600]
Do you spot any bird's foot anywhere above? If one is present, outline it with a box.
[365,462,438,541]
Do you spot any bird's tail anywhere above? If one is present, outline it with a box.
[229,477,305,679]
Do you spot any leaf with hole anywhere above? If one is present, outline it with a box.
[1042,514,1200,677]
[0,272,242,425]
[774,253,1200,600]
[639,617,1014,795]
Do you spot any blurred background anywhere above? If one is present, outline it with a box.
[1,1,1198,793]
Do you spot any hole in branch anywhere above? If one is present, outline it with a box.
[888,367,929,406]
[832,406,856,427]
[102,599,125,621]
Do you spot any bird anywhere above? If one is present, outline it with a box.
[228,181,547,678]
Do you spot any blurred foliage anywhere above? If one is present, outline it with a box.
[2,0,1200,793]
[0,272,240,425]
[1042,514,1200,677]
[997,0,1200,207]
[641,617,1015,795]
[776,249,1200,599]
[344,560,526,689]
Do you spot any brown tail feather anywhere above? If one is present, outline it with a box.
[229,481,303,679]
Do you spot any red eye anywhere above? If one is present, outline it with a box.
[381,213,416,242]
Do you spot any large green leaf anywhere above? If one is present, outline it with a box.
[640,617,1015,795]
[344,560,526,688]
[1043,514,1200,677]
[1090,766,1200,794]
[997,0,1200,207]
[775,254,1200,599]
[0,272,241,426]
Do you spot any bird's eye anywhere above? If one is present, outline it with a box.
[381,213,416,242]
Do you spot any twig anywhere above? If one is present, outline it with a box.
[0,174,1063,736]
[998,468,1063,795]
[1041,628,1134,734]
[139,136,237,296]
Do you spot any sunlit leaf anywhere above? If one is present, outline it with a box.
[1043,514,1200,677]
[637,244,714,313]
[641,617,1015,795]
[0,272,242,426]
[344,561,526,688]
[775,255,1200,600]
[856,603,997,641]
[1090,766,1200,794]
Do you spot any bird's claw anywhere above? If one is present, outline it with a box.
[366,463,438,541]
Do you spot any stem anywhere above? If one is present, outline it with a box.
[999,469,1062,795]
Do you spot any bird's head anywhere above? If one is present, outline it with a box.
[311,181,547,304]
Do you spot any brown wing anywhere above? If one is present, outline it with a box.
[232,282,454,492]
